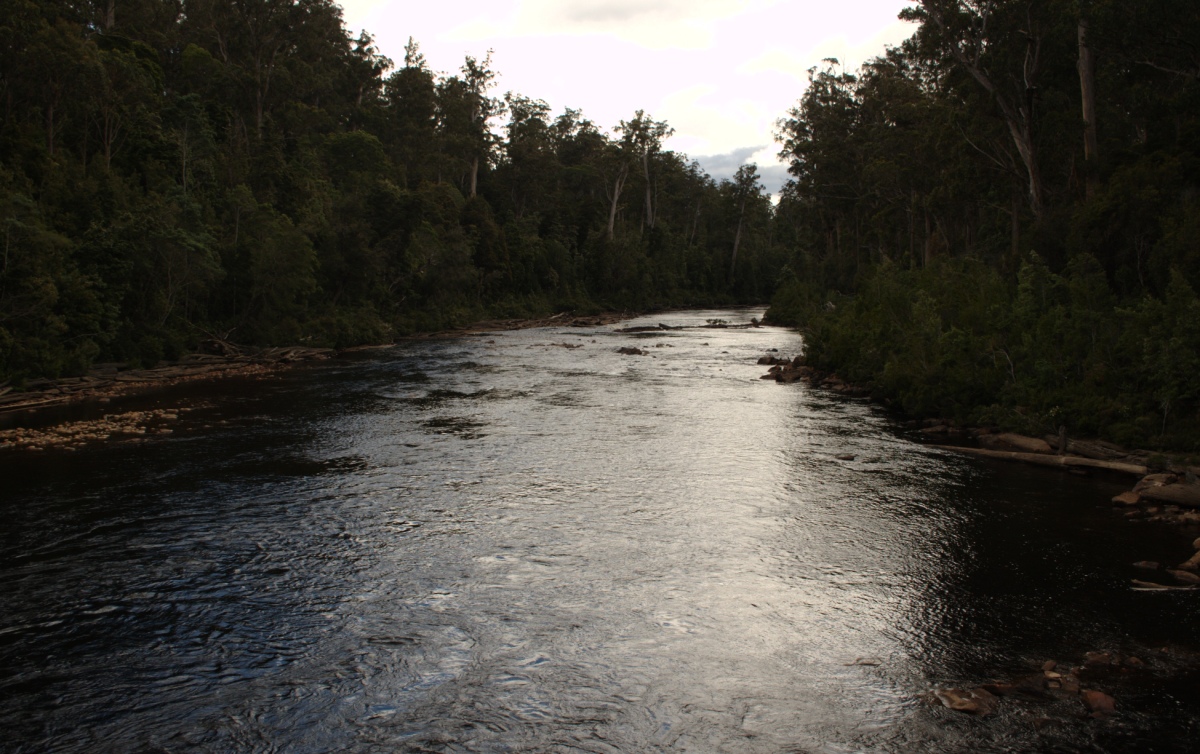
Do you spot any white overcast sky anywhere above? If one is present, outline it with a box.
[337,0,916,194]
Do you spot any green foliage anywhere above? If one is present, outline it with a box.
[771,253,1200,450]
[766,0,1200,451]
[0,1,782,383]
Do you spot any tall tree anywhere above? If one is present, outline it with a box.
[616,110,674,232]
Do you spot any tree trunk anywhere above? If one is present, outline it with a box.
[925,4,1045,218]
[605,165,627,241]
[923,212,932,267]
[1004,114,1044,218]
[45,103,54,157]
[469,156,479,198]
[729,198,746,280]
[642,152,654,229]
[104,0,115,31]
[1077,18,1099,199]
[1011,190,1021,261]
[180,123,189,196]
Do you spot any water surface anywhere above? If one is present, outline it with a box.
[2,309,1198,753]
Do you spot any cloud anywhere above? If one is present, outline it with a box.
[693,146,765,179]
[691,145,791,195]
[336,0,911,197]
[441,0,786,50]
[755,162,792,196]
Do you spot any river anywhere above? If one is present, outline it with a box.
[2,308,1198,753]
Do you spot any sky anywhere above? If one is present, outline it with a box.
[336,0,916,194]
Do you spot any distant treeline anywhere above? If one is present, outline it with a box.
[767,0,1200,452]
[0,0,785,382]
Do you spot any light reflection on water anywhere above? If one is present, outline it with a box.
[1,308,1198,753]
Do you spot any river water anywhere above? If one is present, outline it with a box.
[2,309,1199,753]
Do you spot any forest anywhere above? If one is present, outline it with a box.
[768,0,1200,452]
[4,1,1200,452]
[0,0,784,383]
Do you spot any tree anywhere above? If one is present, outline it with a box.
[615,110,674,231]
[728,163,763,280]
[902,0,1065,218]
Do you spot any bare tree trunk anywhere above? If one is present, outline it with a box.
[469,156,479,198]
[45,104,54,157]
[1078,18,1099,199]
[729,198,746,280]
[642,152,654,229]
[605,165,628,241]
[180,123,189,196]
[1011,190,1021,261]
[925,3,1045,218]
[104,0,115,31]
[924,212,932,267]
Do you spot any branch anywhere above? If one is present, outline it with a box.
[1135,60,1200,80]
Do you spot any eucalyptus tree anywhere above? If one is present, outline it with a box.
[500,93,555,219]
[615,110,674,232]
[381,39,438,187]
[728,163,763,280]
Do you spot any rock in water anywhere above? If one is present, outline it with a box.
[1168,569,1200,584]
[1112,491,1141,506]
[1134,473,1178,492]
[933,687,999,716]
[1082,690,1116,716]
[1178,551,1200,571]
[1138,483,1200,508]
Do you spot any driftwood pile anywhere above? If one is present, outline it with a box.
[0,407,197,452]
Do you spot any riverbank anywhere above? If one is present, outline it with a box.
[6,314,617,404]
[755,349,1200,591]
[0,310,649,449]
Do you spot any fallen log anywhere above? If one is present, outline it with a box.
[0,397,69,414]
[932,445,1148,476]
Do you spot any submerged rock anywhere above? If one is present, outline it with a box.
[1112,491,1141,506]
[1082,690,1116,716]
[934,687,999,716]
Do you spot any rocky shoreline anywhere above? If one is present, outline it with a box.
[0,311,647,450]
[0,345,337,420]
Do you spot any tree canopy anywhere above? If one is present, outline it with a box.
[769,0,1200,451]
[0,0,782,381]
